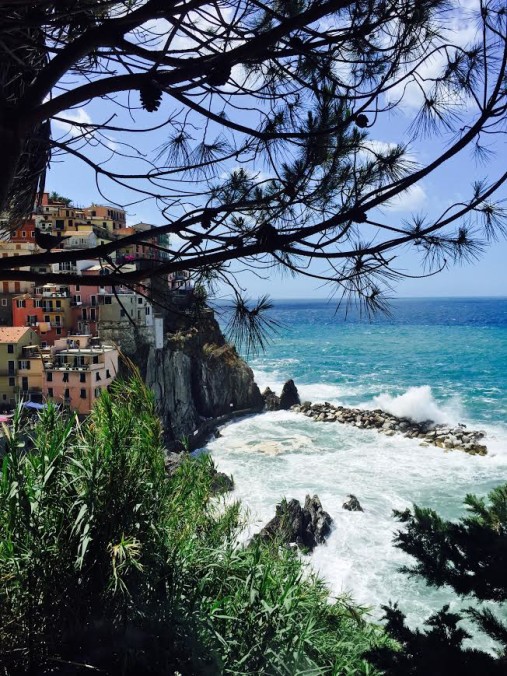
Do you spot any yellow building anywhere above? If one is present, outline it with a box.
[0,327,40,409]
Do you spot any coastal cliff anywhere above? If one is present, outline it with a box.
[141,309,263,445]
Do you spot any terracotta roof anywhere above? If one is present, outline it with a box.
[0,327,31,343]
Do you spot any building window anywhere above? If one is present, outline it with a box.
[63,372,69,383]
[8,361,14,375]
[7,344,14,353]
[106,369,111,379]
[93,356,99,364]
[44,315,50,323]
[56,328,62,335]
[8,377,15,387]
[16,300,26,308]
[94,387,101,398]
[21,377,28,392]
[138,297,143,305]
[46,372,52,382]
[80,373,86,383]
[18,360,30,370]
[95,372,101,382]
[75,284,80,291]
[48,388,53,397]
[21,231,26,238]
[105,296,112,304]
[80,389,86,399]
[14,282,20,293]
[145,307,150,315]
[64,388,70,399]
[56,300,61,308]
[1,298,7,306]
[30,232,35,238]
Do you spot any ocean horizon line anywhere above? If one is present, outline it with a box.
[265,295,507,302]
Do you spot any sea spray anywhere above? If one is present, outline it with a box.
[367,385,464,424]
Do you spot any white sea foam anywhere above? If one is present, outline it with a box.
[366,385,464,424]
[208,410,507,646]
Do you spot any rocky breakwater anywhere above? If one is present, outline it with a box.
[144,311,264,448]
[292,402,488,456]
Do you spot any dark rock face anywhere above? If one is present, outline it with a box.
[210,471,234,495]
[343,495,363,512]
[165,452,234,494]
[279,379,300,410]
[263,387,281,411]
[145,312,264,444]
[257,495,333,552]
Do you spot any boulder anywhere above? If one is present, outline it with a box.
[279,379,301,410]
[210,470,234,494]
[342,494,364,512]
[256,495,333,552]
[262,387,281,411]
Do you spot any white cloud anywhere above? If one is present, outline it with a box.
[53,108,92,137]
[383,184,427,212]
[386,0,480,112]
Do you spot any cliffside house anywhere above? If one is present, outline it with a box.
[0,327,40,409]
[43,335,119,415]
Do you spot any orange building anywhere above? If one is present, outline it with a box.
[83,204,126,232]
[10,218,36,243]
[12,285,72,345]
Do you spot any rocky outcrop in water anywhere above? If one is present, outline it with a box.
[256,495,333,552]
[262,379,301,411]
[279,379,301,410]
[292,402,488,455]
[343,495,364,512]
[262,387,281,411]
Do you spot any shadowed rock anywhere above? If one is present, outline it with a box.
[256,494,333,552]
[279,379,300,410]
[343,494,363,512]
[263,386,281,411]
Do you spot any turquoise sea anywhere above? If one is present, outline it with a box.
[207,298,507,641]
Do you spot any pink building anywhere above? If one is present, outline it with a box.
[43,335,119,414]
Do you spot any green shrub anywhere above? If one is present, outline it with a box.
[0,376,392,674]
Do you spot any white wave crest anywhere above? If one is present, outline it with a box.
[368,385,462,424]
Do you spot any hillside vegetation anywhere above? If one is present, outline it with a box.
[0,376,391,675]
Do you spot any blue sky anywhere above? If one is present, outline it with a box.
[46,0,507,300]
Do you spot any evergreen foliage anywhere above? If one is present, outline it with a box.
[0,1,505,319]
[369,485,507,675]
[0,376,392,674]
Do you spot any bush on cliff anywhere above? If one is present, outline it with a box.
[0,376,392,674]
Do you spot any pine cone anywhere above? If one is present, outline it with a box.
[206,63,232,87]
[355,114,369,128]
[140,80,163,112]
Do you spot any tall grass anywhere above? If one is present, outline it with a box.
[0,376,393,674]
